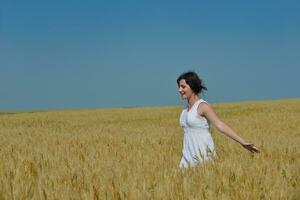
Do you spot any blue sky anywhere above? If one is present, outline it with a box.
[0,1,299,110]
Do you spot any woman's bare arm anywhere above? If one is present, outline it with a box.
[198,103,260,153]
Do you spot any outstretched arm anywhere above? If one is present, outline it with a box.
[198,103,260,153]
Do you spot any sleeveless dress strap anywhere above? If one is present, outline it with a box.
[195,99,208,109]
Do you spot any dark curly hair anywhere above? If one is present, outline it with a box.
[177,71,207,94]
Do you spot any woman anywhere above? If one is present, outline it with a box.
[177,71,260,168]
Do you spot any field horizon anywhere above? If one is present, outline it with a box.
[1,97,299,114]
[0,98,299,199]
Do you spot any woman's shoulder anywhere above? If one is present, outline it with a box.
[198,98,209,105]
[196,99,211,115]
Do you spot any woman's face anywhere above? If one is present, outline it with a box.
[178,79,194,99]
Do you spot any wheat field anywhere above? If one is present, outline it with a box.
[0,98,299,199]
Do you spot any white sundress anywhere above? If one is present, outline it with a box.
[179,99,216,168]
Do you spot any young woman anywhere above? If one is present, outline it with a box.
[177,71,260,168]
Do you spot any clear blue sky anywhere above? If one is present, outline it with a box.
[0,1,299,111]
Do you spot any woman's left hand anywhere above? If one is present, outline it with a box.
[242,143,260,153]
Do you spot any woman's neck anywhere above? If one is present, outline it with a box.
[187,94,200,109]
